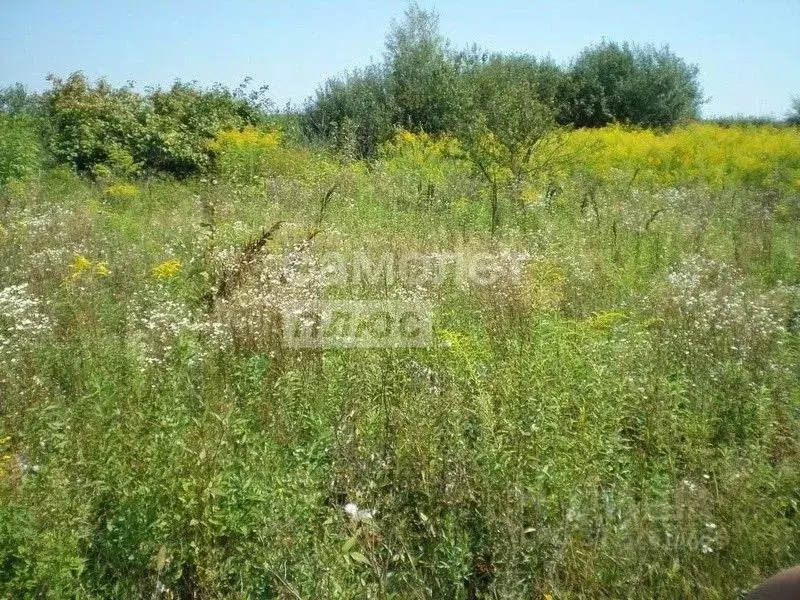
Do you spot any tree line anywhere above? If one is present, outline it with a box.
[302,4,705,157]
[2,3,798,182]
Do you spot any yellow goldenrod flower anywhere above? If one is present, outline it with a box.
[69,254,92,279]
[104,183,139,200]
[152,259,181,280]
[94,262,111,277]
[208,127,282,151]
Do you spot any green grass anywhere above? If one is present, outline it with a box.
[1,158,799,599]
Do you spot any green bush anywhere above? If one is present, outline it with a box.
[43,73,270,178]
[788,96,800,125]
[302,65,396,158]
[0,115,41,187]
[561,41,702,128]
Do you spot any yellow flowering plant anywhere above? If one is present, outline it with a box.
[67,255,112,281]
[209,126,307,183]
[564,123,800,191]
[377,129,467,207]
[152,258,182,280]
[104,183,140,201]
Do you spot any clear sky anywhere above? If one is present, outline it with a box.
[1,0,798,118]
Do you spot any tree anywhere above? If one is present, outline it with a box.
[788,96,800,125]
[145,81,268,176]
[456,55,562,234]
[562,41,701,128]
[384,3,461,135]
[0,114,40,188]
[43,73,148,178]
[302,65,396,158]
[0,84,41,116]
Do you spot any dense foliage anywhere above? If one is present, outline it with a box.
[0,115,41,187]
[1,120,800,598]
[42,73,270,178]
[560,41,702,128]
[789,96,800,125]
[2,6,800,598]
[302,65,396,159]
[302,6,705,157]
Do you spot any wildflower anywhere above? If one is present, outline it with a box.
[343,502,376,522]
[152,259,182,280]
[0,283,52,358]
[69,254,93,279]
[94,262,111,277]
[104,183,139,200]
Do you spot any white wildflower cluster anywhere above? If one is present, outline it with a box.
[129,287,230,368]
[213,240,332,353]
[343,502,376,522]
[13,204,74,238]
[655,256,785,364]
[0,283,52,361]
[700,521,718,554]
[3,204,87,281]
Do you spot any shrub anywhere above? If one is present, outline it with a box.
[208,127,282,183]
[43,73,270,178]
[384,3,462,135]
[302,65,396,158]
[302,4,461,157]
[562,41,702,128]
[0,84,41,117]
[0,115,41,187]
[143,81,268,177]
[788,96,800,125]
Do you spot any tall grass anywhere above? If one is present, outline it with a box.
[1,124,799,599]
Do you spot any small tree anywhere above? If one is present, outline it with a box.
[43,73,147,178]
[457,55,562,235]
[562,41,701,128]
[145,81,267,176]
[788,96,800,125]
[302,65,396,158]
[384,3,461,135]
[0,84,41,116]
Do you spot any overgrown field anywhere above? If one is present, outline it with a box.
[2,123,800,599]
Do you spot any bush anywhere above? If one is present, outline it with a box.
[43,73,270,178]
[0,84,41,117]
[302,65,396,158]
[385,3,462,135]
[561,41,702,128]
[143,81,269,177]
[788,96,800,125]
[302,4,461,157]
[0,115,41,187]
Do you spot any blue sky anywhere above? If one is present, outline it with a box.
[1,0,798,118]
